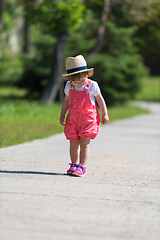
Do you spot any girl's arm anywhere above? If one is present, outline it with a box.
[95,93,109,124]
[60,94,69,126]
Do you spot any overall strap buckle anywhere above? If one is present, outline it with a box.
[70,83,74,90]
[84,79,91,91]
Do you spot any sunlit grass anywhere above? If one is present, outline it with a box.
[135,76,160,102]
[107,104,148,122]
[0,86,28,98]
[0,100,64,148]
[0,98,149,148]
[1,80,155,148]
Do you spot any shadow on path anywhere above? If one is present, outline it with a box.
[0,170,67,176]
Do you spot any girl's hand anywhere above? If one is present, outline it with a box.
[59,95,69,126]
[95,93,109,125]
[102,114,109,124]
[60,115,66,126]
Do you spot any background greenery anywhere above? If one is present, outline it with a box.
[0,98,149,148]
[0,0,160,147]
[0,0,160,104]
[1,75,158,148]
[135,76,160,102]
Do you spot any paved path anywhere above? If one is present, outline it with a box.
[0,101,160,240]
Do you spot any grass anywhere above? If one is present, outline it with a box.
[0,97,149,148]
[0,86,28,98]
[135,76,160,102]
[3,77,159,148]
[0,99,64,148]
[1,75,159,148]
[107,104,148,122]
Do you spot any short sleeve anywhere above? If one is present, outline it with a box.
[90,80,101,97]
[64,81,70,96]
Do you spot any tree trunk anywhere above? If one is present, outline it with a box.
[41,0,110,104]
[0,0,4,58]
[23,0,29,53]
[41,31,68,104]
[86,0,110,62]
[0,0,3,28]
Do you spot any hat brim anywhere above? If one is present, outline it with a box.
[63,68,94,77]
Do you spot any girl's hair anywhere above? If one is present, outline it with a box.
[65,69,94,82]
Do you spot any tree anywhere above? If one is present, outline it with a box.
[22,0,30,53]
[28,0,113,104]
[89,22,148,105]
[67,18,148,105]
[3,0,158,105]
[0,0,24,56]
[0,0,4,32]
[86,0,110,61]
[29,0,85,104]
[110,0,160,75]
[0,0,4,58]
[111,0,158,24]
[135,4,160,74]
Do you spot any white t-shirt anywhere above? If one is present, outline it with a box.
[64,80,100,106]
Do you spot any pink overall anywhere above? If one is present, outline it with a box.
[64,80,100,140]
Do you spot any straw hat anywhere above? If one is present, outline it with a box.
[63,55,93,76]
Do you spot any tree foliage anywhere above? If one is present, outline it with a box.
[0,0,160,105]
[30,0,85,34]
[25,0,85,103]
[135,3,160,74]
[67,20,148,105]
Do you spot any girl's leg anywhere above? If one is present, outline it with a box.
[79,138,90,166]
[70,140,80,163]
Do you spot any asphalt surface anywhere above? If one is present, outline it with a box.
[0,101,160,240]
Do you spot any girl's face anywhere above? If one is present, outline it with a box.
[71,77,88,88]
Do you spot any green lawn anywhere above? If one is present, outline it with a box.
[135,76,160,102]
[0,99,64,148]
[3,80,158,148]
[0,97,149,148]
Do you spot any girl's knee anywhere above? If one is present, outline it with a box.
[70,140,80,149]
[80,138,90,148]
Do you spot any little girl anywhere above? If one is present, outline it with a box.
[60,55,109,177]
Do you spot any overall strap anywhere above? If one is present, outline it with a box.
[84,79,92,91]
[70,83,74,90]
[70,79,92,91]
[87,79,92,85]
